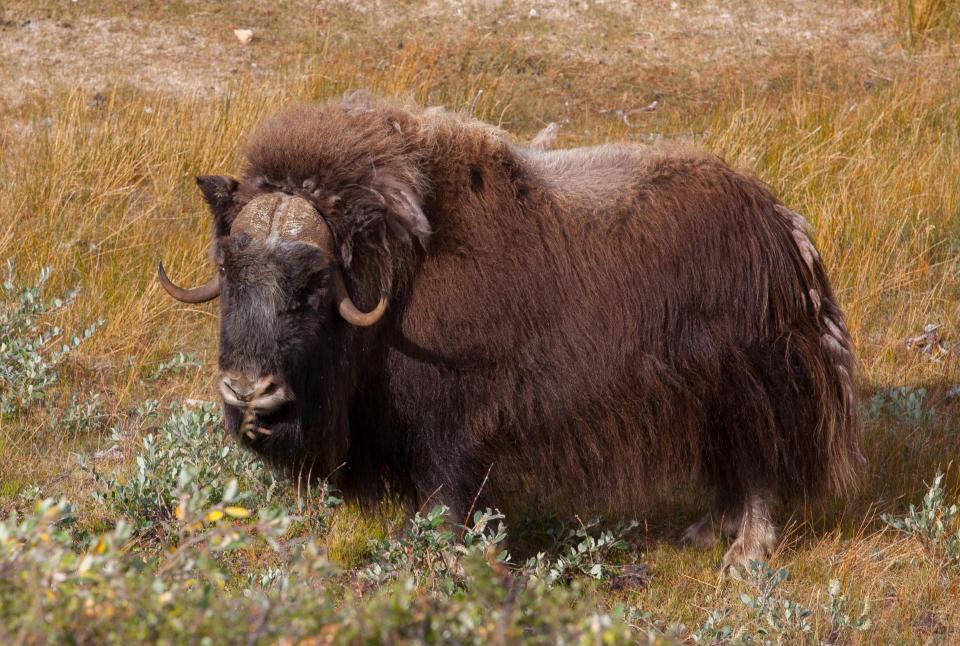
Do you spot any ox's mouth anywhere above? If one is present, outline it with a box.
[225,403,294,442]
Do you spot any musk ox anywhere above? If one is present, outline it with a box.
[158,93,862,569]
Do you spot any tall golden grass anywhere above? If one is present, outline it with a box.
[890,0,957,45]
[3,56,956,408]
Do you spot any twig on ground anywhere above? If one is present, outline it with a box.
[460,463,494,539]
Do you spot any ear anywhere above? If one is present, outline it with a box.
[375,172,431,251]
[196,175,238,237]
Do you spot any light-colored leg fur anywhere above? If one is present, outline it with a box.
[721,508,742,539]
[721,493,777,572]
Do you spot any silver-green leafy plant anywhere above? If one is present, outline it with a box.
[88,402,280,535]
[49,392,107,435]
[883,471,960,570]
[523,518,638,584]
[0,495,634,644]
[822,578,871,643]
[362,505,510,594]
[0,263,101,417]
[866,386,934,426]
[684,566,870,645]
[142,351,201,383]
[689,605,734,644]
[735,562,813,643]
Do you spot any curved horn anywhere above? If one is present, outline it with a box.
[333,270,388,327]
[157,261,220,303]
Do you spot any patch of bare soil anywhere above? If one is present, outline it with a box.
[415,0,892,67]
[0,1,902,112]
[0,14,259,110]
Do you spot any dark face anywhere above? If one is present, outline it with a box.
[158,179,403,476]
[216,235,336,450]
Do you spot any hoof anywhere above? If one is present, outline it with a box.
[721,539,770,573]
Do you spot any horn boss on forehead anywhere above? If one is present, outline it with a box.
[231,193,326,244]
[157,192,388,326]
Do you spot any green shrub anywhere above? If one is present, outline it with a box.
[823,578,872,642]
[142,352,201,383]
[0,496,312,644]
[883,471,960,570]
[660,565,870,644]
[88,402,280,535]
[523,518,638,585]
[49,392,108,435]
[866,386,934,426]
[363,505,510,594]
[0,263,101,418]
[735,562,814,641]
[0,495,636,644]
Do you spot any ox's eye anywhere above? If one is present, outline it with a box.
[217,264,226,277]
[283,294,316,314]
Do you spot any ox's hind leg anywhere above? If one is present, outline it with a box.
[681,512,717,549]
[700,349,785,570]
[721,491,777,572]
[680,495,746,550]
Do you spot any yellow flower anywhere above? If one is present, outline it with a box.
[206,510,224,522]
[224,506,251,518]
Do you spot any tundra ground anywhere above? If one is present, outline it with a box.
[1,1,959,643]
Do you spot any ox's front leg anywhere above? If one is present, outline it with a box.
[412,451,497,533]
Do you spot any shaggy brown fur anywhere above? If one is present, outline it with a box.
[175,93,863,568]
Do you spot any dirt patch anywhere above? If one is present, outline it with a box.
[0,1,900,112]
[413,0,893,66]
[0,14,262,110]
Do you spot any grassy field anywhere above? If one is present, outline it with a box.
[1,0,959,643]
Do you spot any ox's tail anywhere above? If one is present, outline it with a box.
[772,204,864,498]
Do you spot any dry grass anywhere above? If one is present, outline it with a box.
[890,0,958,45]
[1,0,960,642]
